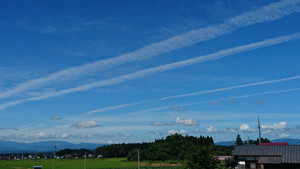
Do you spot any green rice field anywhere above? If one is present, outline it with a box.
[0,158,184,169]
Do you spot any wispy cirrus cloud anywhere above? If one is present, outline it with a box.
[1,0,299,100]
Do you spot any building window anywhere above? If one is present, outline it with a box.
[250,163,256,169]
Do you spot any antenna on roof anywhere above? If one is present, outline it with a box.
[258,116,262,144]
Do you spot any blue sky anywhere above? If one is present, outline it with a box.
[1,0,300,144]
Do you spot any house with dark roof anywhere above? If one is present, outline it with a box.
[232,145,300,169]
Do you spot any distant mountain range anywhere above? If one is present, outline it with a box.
[0,140,105,153]
[216,138,300,146]
[272,138,300,145]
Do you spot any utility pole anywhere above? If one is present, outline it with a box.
[137,149,140,169]
[52,145,57,169]
[21,153,23,169]
[84,152,87,169]
[258,116,262,144]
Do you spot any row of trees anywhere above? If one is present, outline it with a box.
[94,134,222,160]
[126,134,220,161]
[235,134,271,145]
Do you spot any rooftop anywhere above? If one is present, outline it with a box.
[232,145,300,163]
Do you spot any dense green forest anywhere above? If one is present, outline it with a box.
[94,134,233,161]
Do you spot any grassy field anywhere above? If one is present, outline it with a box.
[0,158,184,169]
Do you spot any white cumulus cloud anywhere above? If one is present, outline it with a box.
[239,124,255,133]
[36,131,46,137]
[176,117,199,126]
[224,128,238,133]
[207,126,218,133]
[261,121,289,133]
[279,133,290,138]
[70,120,99,129]
[60,133,70,138]
[167,129,188,135]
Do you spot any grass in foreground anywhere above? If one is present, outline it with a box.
[0,158,184,169]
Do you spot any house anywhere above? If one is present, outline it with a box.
[215,155,233,161]
[232,144,300,169]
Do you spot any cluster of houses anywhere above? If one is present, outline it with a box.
[0,153,94,160]
[0,154,48,160]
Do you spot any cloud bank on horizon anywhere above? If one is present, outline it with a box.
[0,0,300,143]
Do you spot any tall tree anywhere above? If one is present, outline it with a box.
[185,146,220,169]
[235,134,243,146]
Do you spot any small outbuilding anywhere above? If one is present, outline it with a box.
[232,144,300,169]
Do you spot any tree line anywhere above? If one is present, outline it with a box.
[55,134,270,160]
[95,134,232,161]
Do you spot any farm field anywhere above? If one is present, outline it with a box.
[0,157,184,169]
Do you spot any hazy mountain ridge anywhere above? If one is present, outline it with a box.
[272,138,300,145]
[0,140,105,153]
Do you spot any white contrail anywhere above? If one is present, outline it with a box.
[86,87,300,115]
[226,87,300,100]
[124,88,300,116]
[1,32,300,110]
[1,0,300,99]
[86,100,154,115]
[31,32,300,97]
[160,75,300,100]
[0,99,27,110]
